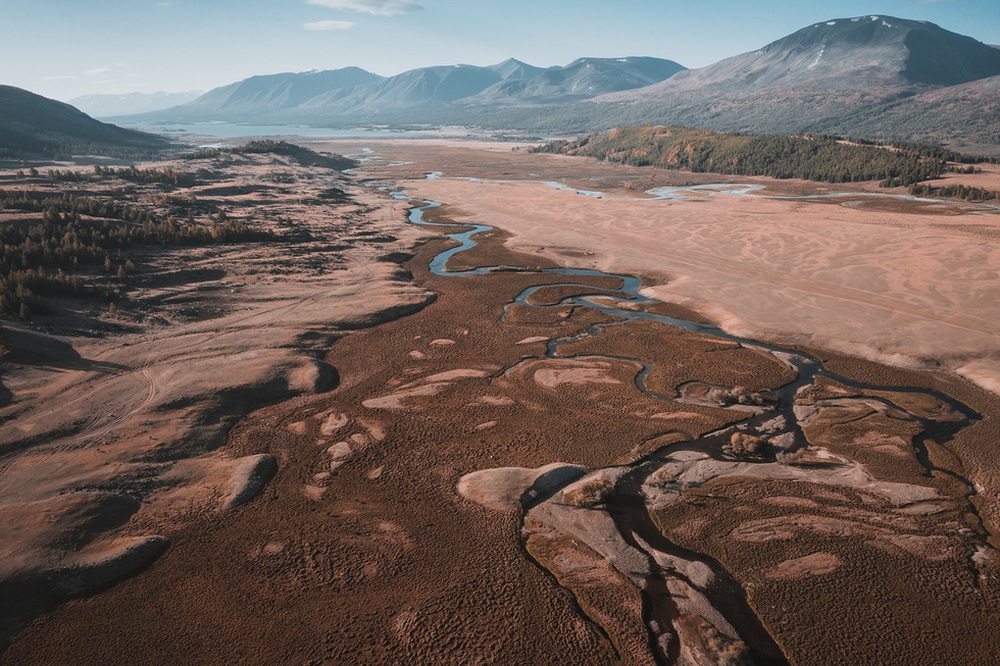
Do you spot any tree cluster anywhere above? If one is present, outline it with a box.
[532,126,950,186]
[17,166,197,187]
[0,189,271,317]
[179,140,357,171]
[908,182,999,202]
[92,165,197,187]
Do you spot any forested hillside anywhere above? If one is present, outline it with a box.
[532,126,958,185]
[0,178,269,318]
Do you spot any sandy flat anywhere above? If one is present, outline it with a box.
[391,159,1000,394]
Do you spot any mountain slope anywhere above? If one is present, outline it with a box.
[576,15,1000,148]
[184,67,382,117]
[487,58,550,81]
[469,57,685,105]
[607,15,1000,102]
[0,86,169,159]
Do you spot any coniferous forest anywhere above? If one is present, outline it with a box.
[532,126,980,187]
[0,182,270,317]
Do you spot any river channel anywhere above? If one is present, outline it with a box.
[386,176,989,664]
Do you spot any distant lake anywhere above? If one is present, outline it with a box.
[115,121,455,143]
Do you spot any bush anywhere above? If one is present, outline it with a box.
[729,432,766,455]
[561,476,614,507]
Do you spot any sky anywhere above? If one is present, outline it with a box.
[1,0,998,102]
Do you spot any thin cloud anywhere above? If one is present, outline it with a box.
[304,19,355,30]
[44,75,78,81]
[917,0,958,3]
[84,68,113,76]
[305,0,423,16]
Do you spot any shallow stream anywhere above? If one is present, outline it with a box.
[390,177,988,664]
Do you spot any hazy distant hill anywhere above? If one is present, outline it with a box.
[0,86,169,160]
[69,91,203,118]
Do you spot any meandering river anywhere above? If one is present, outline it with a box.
[386,174,988,664]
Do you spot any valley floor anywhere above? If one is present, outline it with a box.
[2,140,999,664]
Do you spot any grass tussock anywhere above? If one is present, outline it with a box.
[562,476,615,507]
[729,432,767,455]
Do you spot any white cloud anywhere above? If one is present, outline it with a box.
[44,75,78,81]
[84,68,113,76]
[304,19,355,30]
[305,0,423,16]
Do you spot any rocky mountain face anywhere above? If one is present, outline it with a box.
[606,15,1000,100]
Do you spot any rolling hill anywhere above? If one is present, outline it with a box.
[68,91,204,119]
[0,86,169,160]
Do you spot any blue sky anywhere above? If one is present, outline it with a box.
[1,0,998,101]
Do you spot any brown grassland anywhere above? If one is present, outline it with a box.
[1,140,999,664]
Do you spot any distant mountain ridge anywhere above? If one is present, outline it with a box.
[186,67,383,115]
[102,15,1000,152]
[468,57,686,105]
[0,86,169,160]
[121,56,687,123]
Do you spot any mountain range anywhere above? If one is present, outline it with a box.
[5,14,1000,156]
[109,15,999,151]
[126,56,685,123]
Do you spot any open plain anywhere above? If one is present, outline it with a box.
[2,140,1000,664]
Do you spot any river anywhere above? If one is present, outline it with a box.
[387,174,989,664]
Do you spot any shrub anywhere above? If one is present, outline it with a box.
[562,476,614,507]
[730,432,766,455]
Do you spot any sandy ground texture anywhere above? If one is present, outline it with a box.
[0,151,433,644]
[331,140,1000,397]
